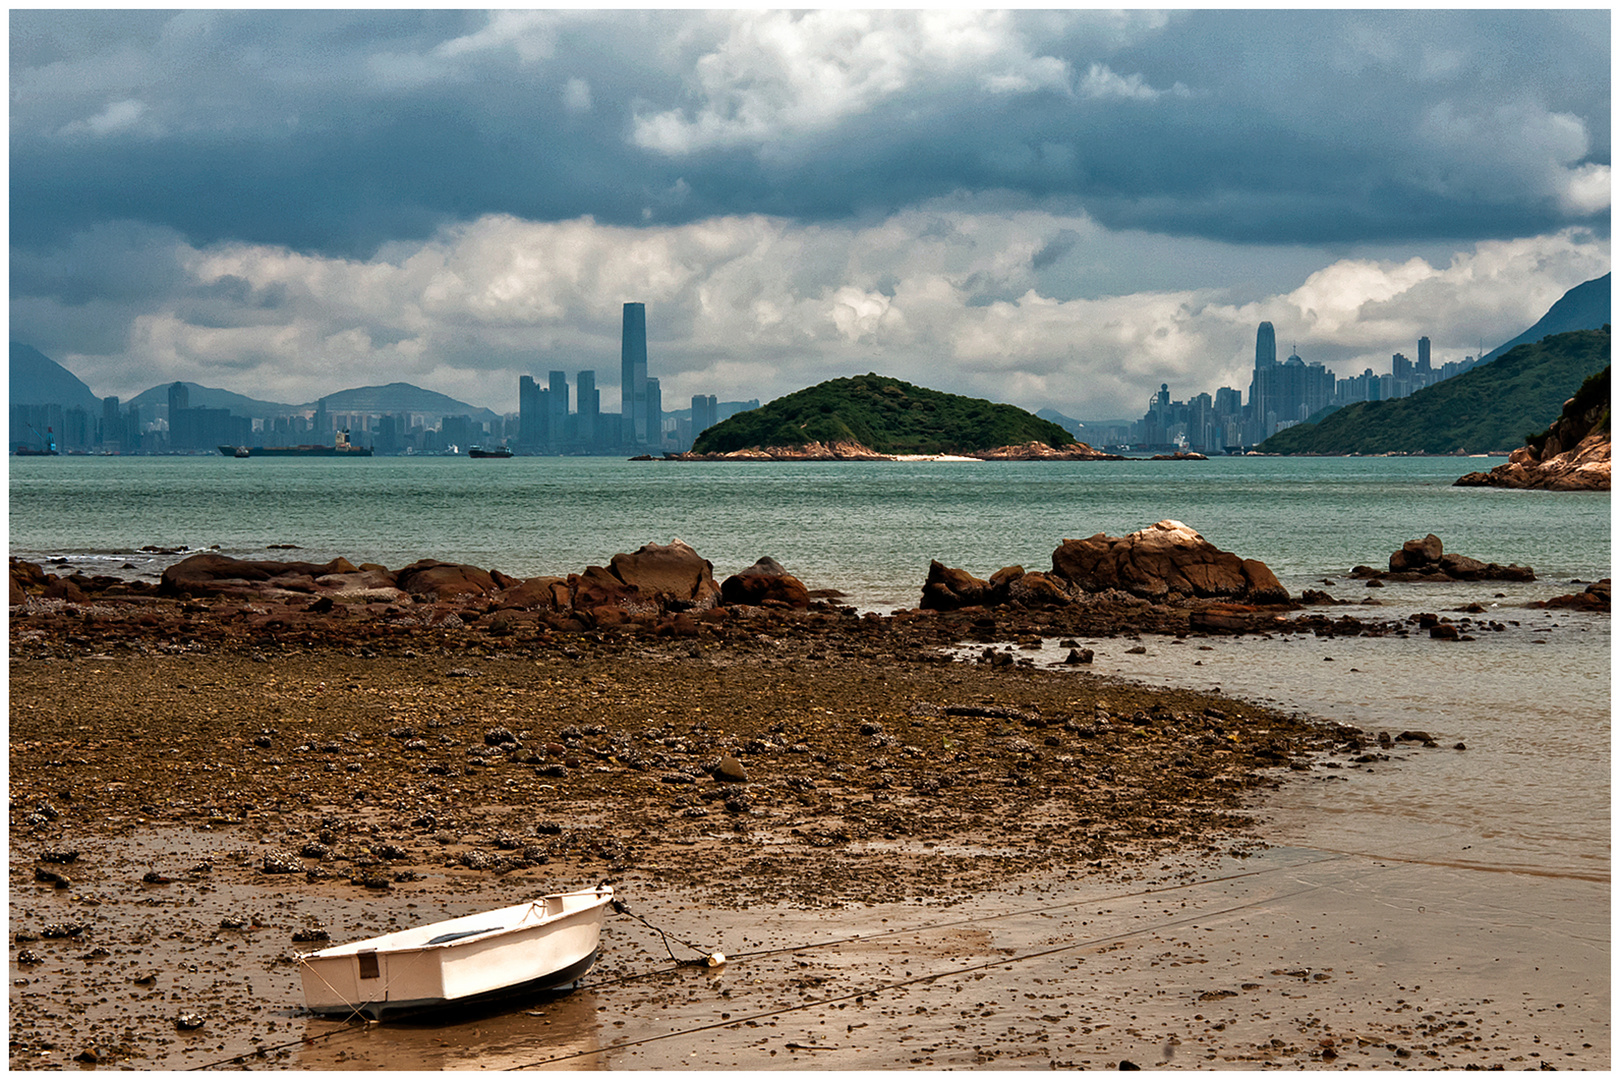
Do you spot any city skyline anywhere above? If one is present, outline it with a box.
[10,11,1609,419]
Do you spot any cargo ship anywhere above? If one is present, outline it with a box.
[219,429,373,457]
[468,444,514,458]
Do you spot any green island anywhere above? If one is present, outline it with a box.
[1259,327,1611,455]
[691,373,1075,455]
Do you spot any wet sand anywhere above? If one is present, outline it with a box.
[12,829,1604,1070]
[8,602,1607,1069]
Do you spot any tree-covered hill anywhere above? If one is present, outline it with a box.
[691,374,1075,455]
[1258,327,1612,455]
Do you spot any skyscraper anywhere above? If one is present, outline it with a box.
[1247,321,1278,443]
[621,302,649,444]
[518,375,541,450]
[548,370,569,451]
[576,370,598,447]
[645,377,662,449]
[1255,321,1277,370]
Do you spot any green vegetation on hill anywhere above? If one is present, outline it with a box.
[691,374,1074,455]
[1259,327,1612,455]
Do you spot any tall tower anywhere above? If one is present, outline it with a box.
[1255,321,1277,370]
[621,302,649,444]
[548,370,569,451]
[1417,335,1432,373]
[1248,322,1278,442]
[645,377,662,449]
[576,370,598,448]
[518,375,541,450]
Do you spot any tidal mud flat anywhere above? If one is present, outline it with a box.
[9,580,1606,1070]
[10,515,1610,1071]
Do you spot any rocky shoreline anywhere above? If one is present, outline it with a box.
[9,524,1604,1068]
[1455,368,1610,491]
[659,439,1124,462]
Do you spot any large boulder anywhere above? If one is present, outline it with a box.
[607,541,720,609]
[394,560,499,601]
[1535,579,1611,612]
[720,557,811,609]
[1050,520,1289,604]
[495,575,568,611]
[1368,536,1535,582]
[161,553,359,598]
[920,561,992,610]
[1390,534,1444,572]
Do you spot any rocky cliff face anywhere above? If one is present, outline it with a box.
[1456,369,1609,491]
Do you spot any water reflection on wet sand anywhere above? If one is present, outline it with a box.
[286,845,1605,1070]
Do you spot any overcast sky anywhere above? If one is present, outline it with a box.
[10,9,1611,419]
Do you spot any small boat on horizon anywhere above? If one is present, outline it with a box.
[297,885,614,1021]
[468,444,515,458]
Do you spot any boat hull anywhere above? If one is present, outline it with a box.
[298,887,613,1021]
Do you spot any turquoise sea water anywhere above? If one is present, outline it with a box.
[7,454,1610,610]
[8,453,1611,882]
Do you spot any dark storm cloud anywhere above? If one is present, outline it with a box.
[10,8,1609,267]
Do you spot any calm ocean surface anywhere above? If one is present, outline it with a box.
[9,453,1611,881]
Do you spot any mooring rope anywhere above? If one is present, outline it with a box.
[190,854,1358,1070]
[506,879,1341,1070]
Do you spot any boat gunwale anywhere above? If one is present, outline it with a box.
[297,886,613,962]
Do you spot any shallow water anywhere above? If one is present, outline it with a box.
[9,455,1611,611]
[1014,590,1610,883]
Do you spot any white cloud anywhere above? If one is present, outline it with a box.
[41,203,1609,421]
[1559,163,1611,216]
[630,10,1073,155]
[562,77,592,114]
[1078,63,1184,102]
[59,98,152,137]
[437,11,560,64]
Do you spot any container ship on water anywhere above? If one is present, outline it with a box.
[219,429,373,457]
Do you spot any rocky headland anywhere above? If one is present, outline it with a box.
[1455,365,1610,490]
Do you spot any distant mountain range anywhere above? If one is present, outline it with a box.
[1479,273,1610,364]
[10,343,102,414]
[10,346,502,425]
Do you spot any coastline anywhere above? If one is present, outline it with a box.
[9,573,1607,1068]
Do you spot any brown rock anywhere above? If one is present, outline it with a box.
[160,553,360,598]
[394,560,499,601]
[569,565,641,613]
[1390,534,1443,572]
[608,540,721,608]
[720,557,811,609]
[920,561,991,611]
[1437,552,1487,579]
[1535,578,1611,612]
[496,575,567,611]
[1051,520,1289,603]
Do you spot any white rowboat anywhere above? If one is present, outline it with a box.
[298,885,614,1020]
